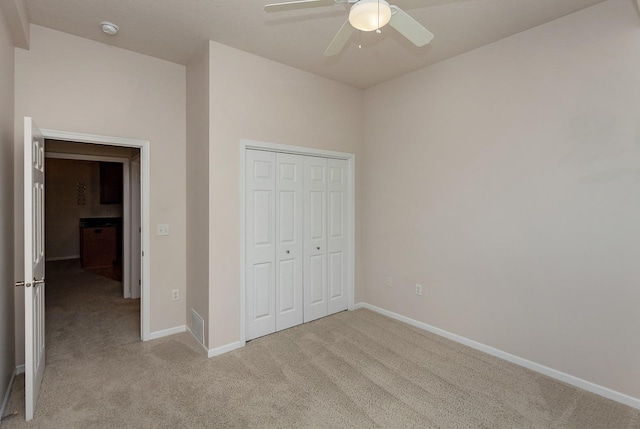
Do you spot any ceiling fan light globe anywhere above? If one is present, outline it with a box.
[349,0,391,32]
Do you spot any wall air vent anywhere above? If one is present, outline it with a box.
[190,309,205,346]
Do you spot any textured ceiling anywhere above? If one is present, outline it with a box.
[24,0,608,88]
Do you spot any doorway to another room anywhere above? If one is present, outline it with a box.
[44,140,142,358]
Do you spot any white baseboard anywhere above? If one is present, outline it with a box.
[207,341,244,358]
[15,365,24,375]
[1,368,17,420]
[45,255,79,262]
[148,325,186,340]
[354,302,640,410]
[185,326,244,358]
[186,326,209,356]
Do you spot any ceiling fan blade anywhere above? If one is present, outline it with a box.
[324,19,355,56]
[389,6,434,47]
[264,0,335,12]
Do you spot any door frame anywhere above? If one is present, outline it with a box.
[44,152,133,298]
[130,155,141,299]
[40,128,151,341]
[239,139,356,345]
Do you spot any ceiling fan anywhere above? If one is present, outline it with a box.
[264,0,435,56]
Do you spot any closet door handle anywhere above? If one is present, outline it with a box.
[286,250,290,254]
[316,246,320,250]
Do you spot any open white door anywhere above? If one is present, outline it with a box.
[24,117,46,421]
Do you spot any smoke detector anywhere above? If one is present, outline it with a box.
[100,21,119,35]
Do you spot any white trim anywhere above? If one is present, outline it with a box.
[239,142,246,344]
[42,129,148,148]
[148,325,186,340]
[122,161,131,298]
[15,365,24,375]
[1,368,17,420]
[242,139,353,160]
[186,326,244,358]
[186,326,209,356]
[140,140,151,341]
[207,341,245,358]
[45,152,128,163]
[347,156,355,311]
[45,255,80,262]
[239,139,356,345]
[354,302,640,410]
[130,159,141,300]
[44,151,131,299]
[41,128,151,342]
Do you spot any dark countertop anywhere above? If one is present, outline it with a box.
[79,217,122,228]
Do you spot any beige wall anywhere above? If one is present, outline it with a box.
[186,43,210,347]
[7,0,634,406]
[207,41,364,348]
[45,158,123,260]
[363,0,640,399]
[0,3,15,408]
[14,25,187,364]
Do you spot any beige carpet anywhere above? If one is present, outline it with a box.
[2,261,639,428]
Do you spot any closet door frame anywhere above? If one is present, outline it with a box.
[240,140,355,345]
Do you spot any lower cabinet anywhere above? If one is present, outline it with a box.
[80,226,117,269]
[245,149,350,341]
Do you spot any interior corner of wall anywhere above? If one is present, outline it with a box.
[1,0,31,50]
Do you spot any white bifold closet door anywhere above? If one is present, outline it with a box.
[326,158,349,315]
[246,150,277,341]
[302,156,327,322]
[246,149,348,341]
[275,153,304,332]
[303,156,349,322]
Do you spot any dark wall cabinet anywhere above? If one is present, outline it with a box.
[100,162,123,204]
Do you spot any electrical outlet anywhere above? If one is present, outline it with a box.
[172,289,180,301]
[157,224,170,236]
[415,284,423,296]
[386,277,392,288]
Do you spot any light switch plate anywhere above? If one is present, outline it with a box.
[157,224,169,236]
